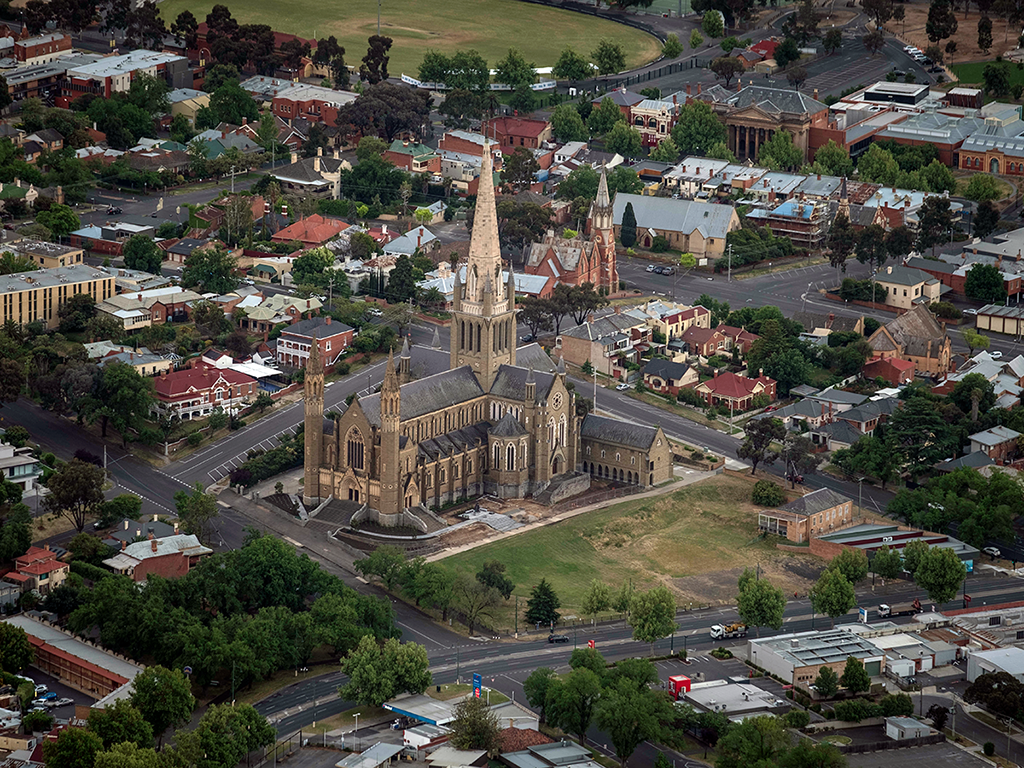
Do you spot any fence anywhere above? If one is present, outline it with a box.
[553,482,645,511]
[605,58,707,90]
[837,733,946,754]
[250,729,343,768]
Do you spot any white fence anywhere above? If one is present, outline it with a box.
[401,74,557,92]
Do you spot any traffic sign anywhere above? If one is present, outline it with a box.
[472,673,482,698]
[588,640,595,649]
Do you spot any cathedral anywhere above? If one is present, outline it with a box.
[524,166,619,291]
[302,145,587,524]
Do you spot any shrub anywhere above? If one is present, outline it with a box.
[335,362,351,376]
[929,301,962,320]
[832,699,881,723]
[208,410,229,430]
[187,431,203,447]
[984,742,995,756]
[650,235,670,252]
[783,710,810,729]
[70,561,114,582]
[752,479,786,507]
[878,693,914,717]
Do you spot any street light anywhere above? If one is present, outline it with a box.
[354,713,361,751]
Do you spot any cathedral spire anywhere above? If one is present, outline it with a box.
[595,163,611,209]
[466,142,501,278]
[591,163,614,234]
[383,347,398,393]
[399,336,411,384]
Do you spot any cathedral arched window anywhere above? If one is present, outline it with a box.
[558,414,566,447]
[506,443,516,471]
[346,428,364,470]
[548,418,555,446]
[493,442,501,470]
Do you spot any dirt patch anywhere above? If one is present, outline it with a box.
[671,555,822,606]
[883,3,1019,63]
[437,522,491,548]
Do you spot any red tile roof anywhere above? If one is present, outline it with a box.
[700,371,774,398]
[154,364,255,401]
[271,214,348,245]
[18,560,67,576]
[750,39,778,57]
[17,546,56,565]
[716,325,759,344]
[497,728,553,753]
[485,116,551,139]
[682,326,722,346]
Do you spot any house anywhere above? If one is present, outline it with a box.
[681,325,727,358]
[4,546,68,595]
[0,440,40,494]
[271,213,348,248]
[383,226,438,257]
[968,425,1021,463]
[277,316,355,369]
[152,365,258,420]
[746,199,830,250]
[867,305,952,376]
[24,128,63,153]
[862,356,915,385]
[835,397,900,435]
[242,294,322,333]
[102,534,212,582]
[694,370,777,411]
[715,324,759,355]
[555,311,652,379]
[482,116,552,150]
[97,349,172,377]
[627,300,710,340]
[270,83,358,127]
[14,33,70,65]
[610,194,740,259]
[167,88,209,125]
[933,351,1024,409]
[809,419,864,451]
[642,359,697,395]
[103,516,180,547]
[580,414,673,487]
[591,88,645,120]
[383,140,440,174]
[162,238,212,267]
[271,149,349,198]
[629,97,681,147]
[873,265,947,311]
[96,286,203,329]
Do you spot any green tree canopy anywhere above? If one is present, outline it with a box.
[340,636,431,707]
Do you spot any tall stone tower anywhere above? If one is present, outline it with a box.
[302,341,324,507]
[378,348,402,519]
[451,143,516,391]
[590,164,618,291]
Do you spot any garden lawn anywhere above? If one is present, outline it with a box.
[438,474,793,613]
[158,0,661,77]
[952,61,1024,91]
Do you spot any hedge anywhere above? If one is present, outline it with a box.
[71,561,115,582]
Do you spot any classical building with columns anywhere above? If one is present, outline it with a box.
[698,85,829,163]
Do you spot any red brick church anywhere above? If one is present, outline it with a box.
[524,166,618,291]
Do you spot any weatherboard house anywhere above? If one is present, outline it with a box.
[301,147,668,524]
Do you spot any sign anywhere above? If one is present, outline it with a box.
[588,640,595,649]
[183,666,192,675]
[858,608,868,624]
[472,673,481,698]
[965,559,974,574]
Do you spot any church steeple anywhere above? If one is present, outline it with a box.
[399,335,411,384]
[589,164,618,293]
[379,347,402,517]
[592,164,613,233]
[302,339,324,507]
[449,141,516,390]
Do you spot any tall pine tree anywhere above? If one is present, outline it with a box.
[526,578,561,627]
[620,202,637,247]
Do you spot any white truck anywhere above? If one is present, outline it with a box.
[710,622,748,640]
[877,598,922,619]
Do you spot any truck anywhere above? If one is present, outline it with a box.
[710,623,748,640]
[877,598,922,619]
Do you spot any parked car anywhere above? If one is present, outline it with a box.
[929,65,944,72]
[369,308,383,317]
[52,698,73,708]
[964,308,978,315]
[662,267,675,276]
[645,264,657,273]
[520,333,535,343]
[653,266,665,274]
[615,382,631,391]
[991,351,1003,359]
[903,44,918,52]
[33,684,47,695]
[547,634,569,644]
[106,206,123,215]
[983,546,1002,558]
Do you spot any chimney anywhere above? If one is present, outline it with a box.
[314,155,320,172]
[151,539,158,553]
[615,304,621,314]
[588,313,595,324]
[672,94,677,105]
[698,83,702,95]
[813,88,818,101]
[242,117,247,125]
[686,84,691,96]
[817,174,821,180]
[153,514,158,522]
[44,544,49,551]
[173,521,179,533]
[325,316,331,325]
[291,150,298,164]
[759,367,764,377]
[124,520,129,530]
[121,540,126,551]
[160,367,167,378]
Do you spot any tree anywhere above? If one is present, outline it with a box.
[840,655,871,693]
[313,36,349,89]
[355,545,406,591]
[122,234,162,274]
[57,293,96,334]
[620,202,638,248]
[173,484,219,546]
[737,417,785,475]
[813,666,839,698]
[88,699,153,749]
[810,567,856,626]
[823,28,843,54]
[205,80,258,127]
[550,104,589,143]
[591,39,626,75]
[553,47,591,83]
[385,254,418,304]
[177,702,275,768]
[501,147,540,193]
[340,635,431,706]
[649,137,680,163]
[887,397,957,479]
[702,10,725,37]
[885,225,916,261]
[964,263,1007,304]
[964,173,1003,202]
[587,97,624,136]
[757,130,803,171]
[812,140,853,177]
[337,82,430,142]
[454,574,502,635]
[171,9,199,48]
[927,703,950,731]
[581,580,612,617]
[710,57,745,88]
[663,34,684,58]
[596,681,673,768]
[627,586,676,653]
[94,743,162,768]
[914,546,966,603]
[973,200,1000,240]
[736,569,785,635]
[525,578,561,626]
[43,459,104,532]
[360,34,392,84]
[129,666,195,745]
[495,47,535,89]
[983,61,1012,96]
[916,195,954,256]
[978,15,994,52]
[716,716,789,768]
[752,479,786,506]
[36,203,79,238]
[546,668,602,745]
[43,727,103,768]
[181,244,239,294]
[476,561,514,600]
[523,668,557,723]
[0,623,32,673]
[448,695,500,753]
[871,545,903,581]
[569,647,606,678]
[828,547,868,585]
[862,29,886,56]
[604,123,642,157]
[690,29,704,48]
[671,100,727,157]
[779,434,818,486]
[786,65,808,89]
[926,0,958,42]
[90,362,154,448]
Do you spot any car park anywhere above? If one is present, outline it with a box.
[547,634,569,644]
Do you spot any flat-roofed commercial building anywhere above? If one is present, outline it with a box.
[0,264,113,328]
[3,239,84,269]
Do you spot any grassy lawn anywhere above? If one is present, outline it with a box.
[437,474,805,613]
[158,0,661,76]
[952,60,1024,89]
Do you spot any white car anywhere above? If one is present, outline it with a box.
[615,383,631,391]
[963,308,978,315]
[991,350,1003,359]
[903,44,918,52]
[646,264,656,273]
[52,698,73,708]
[983,546,1002,558]
[33,685,47,695]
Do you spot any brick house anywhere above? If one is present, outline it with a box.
[556,311,652,379]
[642,359,697,395]
[862,356,915,385]
[383,140,441,174]
[271,213,349,248]
[152,364,257,421]
[629,97,680,148]
[867,305,952,376]
[968,426,1021,463]
[270,83,357,127]
[715,324,760,355]
[591,88,645,120]
[277,316,355,369]
[14,33,70,65]
[483,116,552,150]
[757,487,853,543]
[681,326,727,357]
[102,534,212,582]
[694,370,777,411]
